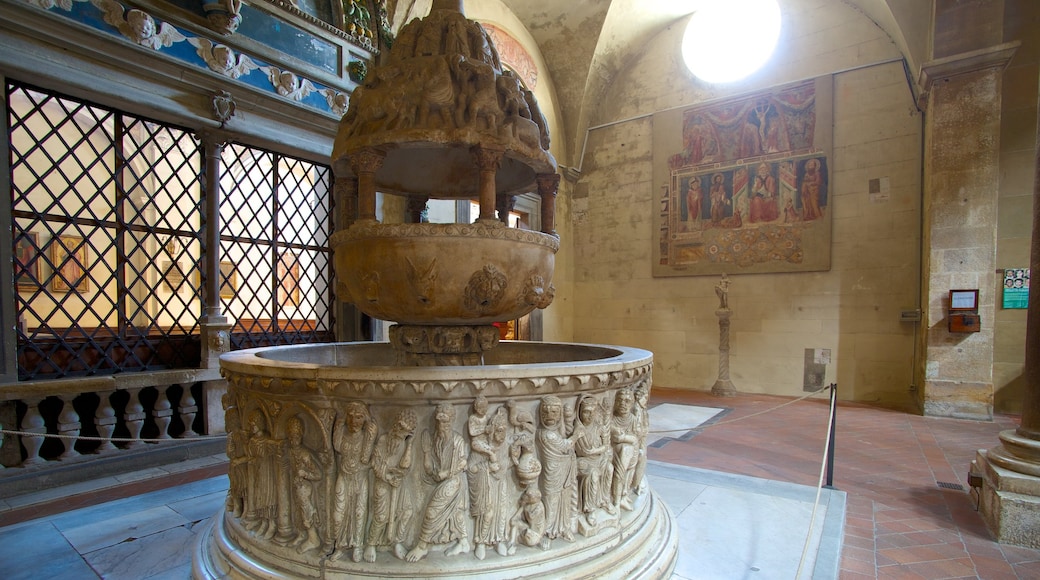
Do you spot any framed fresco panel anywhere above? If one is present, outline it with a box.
[50,235,90,292]
[15,231,40,291]
[652,77,834,277]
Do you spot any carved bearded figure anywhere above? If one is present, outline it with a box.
[468,406,512,559]
[537,395,577,543]
[224,405,247,518]
[406,403,471,562]
[331,402,377,562]
[367,409,417,562]
[610,389,639,512]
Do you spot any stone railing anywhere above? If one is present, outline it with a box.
[0,369,227,475]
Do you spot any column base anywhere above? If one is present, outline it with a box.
[970,441,1040,549]
[711,379,737,397]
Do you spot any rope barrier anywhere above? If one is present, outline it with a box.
[647,386,830,435]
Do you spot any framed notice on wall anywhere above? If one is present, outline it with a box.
[1002,268,1029,309]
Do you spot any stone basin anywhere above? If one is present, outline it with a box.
[331,221,558,325]
[195,341,678,579]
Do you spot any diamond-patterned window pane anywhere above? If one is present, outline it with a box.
[9,82,335,379]
[220,145,334,350]
[9,83,203,379]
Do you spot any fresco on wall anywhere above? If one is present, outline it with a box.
[653,78,833,276]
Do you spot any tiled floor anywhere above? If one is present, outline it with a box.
[1,389,1038,579]
[647,389,1040,579]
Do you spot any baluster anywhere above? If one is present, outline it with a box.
[178,384,199,438]
[57,394,81,460]
[153,385,173,440]
[94,390,118,453]
[124,388,147,448]
[19,397,47,466]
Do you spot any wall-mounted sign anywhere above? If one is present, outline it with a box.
[1002,268,1029,309]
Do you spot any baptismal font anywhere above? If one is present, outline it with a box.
[193,1,678,577]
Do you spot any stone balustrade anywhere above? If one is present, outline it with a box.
[0,369,224,471]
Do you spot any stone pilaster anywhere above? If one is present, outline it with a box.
[919,42,1019,419]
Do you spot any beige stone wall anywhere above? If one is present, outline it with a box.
[568,1,926,405]
[994,1,1039,414]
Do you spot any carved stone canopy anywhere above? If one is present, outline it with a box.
[331,0,556,199]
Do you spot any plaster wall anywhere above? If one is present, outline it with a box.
[569,0,924,405]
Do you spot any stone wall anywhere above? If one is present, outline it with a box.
[567,1,927,405]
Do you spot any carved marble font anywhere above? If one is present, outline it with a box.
[196,1,676,578]
[203,351,672,578]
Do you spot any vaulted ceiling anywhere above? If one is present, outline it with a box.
[389,0,933,167]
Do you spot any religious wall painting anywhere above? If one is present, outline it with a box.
[15,231,40,291]
[50,235,90,292]
[481,23,538,90]
[653,77,833,276]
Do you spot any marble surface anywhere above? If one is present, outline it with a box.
[647,402,726,446]
[0,458,843,580]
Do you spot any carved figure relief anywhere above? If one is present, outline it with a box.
[468,406,511,559]
[224,402,247,517]
[243,410,280,538]
[631,383,651,496]
[508,487,547,551]
[609,389,639,512]
[95,1,187,50]
[537,395,577,544]
[407,403,471,561]
[189,38,258,79]
[574,394,612,529]
[286,416,324,553]
[406,256,437,305]
[367,409,417,561]
[263,67,317,102]
[202,0,242,36]
[464,264,507,314]
[331,402,377,562]
[322,89,349,116]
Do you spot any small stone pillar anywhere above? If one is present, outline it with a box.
[472,145,503,223]
[537,172,559,236]
[352,148,385,222]
[711,274,736,396]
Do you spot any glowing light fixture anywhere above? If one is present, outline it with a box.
[682,0,782,83]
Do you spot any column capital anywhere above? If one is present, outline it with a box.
[350,148,386,175]
[470,145,504,171]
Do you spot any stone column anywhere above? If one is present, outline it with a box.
[537,173,559,236]
[970,67,1040,549]
[199,132,232,369]
[471,145,503,224]
[918,43,1019,419]
[711,274,736,396]
[352,148,385,222]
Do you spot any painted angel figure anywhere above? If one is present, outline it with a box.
[94,1,186,50]
[189,38,258,79]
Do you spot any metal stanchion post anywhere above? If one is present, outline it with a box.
[825,382,837,489]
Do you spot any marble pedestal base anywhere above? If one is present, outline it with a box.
[971,447,1040,549]
[193,487,677,579]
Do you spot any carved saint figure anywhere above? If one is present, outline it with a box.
[406,403,471,561]
[573,395,612,526]
[224,404,247,518]
[286,417,323,553]
[243,410,280,539]
[468,407,512,559]
[610,389,639,512]
[631,383,651,496]
[331,402,377,562]
[537,395,577,543]
[367,409,417,562]
[715,273,730,310]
